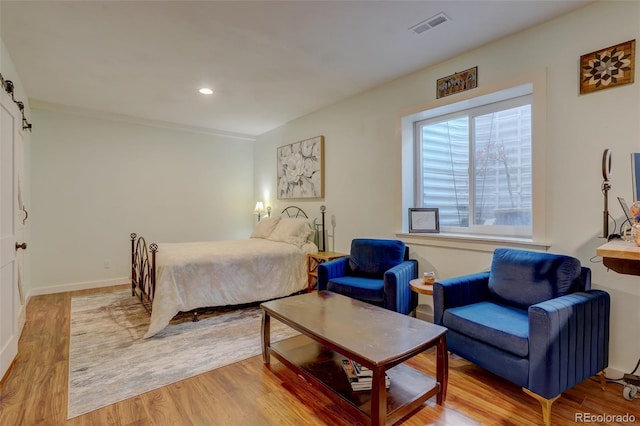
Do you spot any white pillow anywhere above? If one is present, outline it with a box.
[250,216,281,239]
[267,217,314,246]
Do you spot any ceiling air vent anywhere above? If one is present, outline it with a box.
[409,13,451,34]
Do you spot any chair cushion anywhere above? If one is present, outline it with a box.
[443,301,529,358]
[348,239,405,278]
[327,276,384,303]
[488,248,582,310]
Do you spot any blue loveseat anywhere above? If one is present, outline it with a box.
[434,248,610,425]
[317,239,418,315]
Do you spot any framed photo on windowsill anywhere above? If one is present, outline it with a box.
[409,208,440,233]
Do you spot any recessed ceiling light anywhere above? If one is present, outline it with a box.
[199,88,213,95]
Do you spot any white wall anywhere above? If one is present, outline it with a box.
[29,108,255,293]
[254,1,640,373]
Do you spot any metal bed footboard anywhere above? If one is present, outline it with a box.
[130,205,326,314]
[130,233,157,313]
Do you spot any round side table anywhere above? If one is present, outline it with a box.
[410,278,434,322]
[409,278,433,295]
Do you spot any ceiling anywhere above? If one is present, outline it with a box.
[1,1,592,138]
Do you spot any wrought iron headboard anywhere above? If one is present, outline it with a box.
[280,205,326,251]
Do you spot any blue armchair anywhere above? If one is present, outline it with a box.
[317,239,418,315]
[434,248,610,425]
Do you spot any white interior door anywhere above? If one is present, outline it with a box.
[0,89,20,379]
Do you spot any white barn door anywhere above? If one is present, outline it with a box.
[0,89,21,380]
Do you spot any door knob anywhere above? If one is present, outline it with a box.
[15,242,27,251]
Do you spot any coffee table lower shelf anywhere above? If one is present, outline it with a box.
[268,334,439,425]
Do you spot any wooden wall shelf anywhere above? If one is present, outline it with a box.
[596,240,640,276]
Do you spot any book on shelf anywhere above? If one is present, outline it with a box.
[351,360,372,377]
[340,358,390,391]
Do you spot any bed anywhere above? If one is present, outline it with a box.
[130,206,325,338]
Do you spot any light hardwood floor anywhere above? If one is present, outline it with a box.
[1,286,638,425]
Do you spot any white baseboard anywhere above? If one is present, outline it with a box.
[26,277,129,300]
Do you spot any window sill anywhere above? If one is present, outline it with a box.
[396,232,551,254]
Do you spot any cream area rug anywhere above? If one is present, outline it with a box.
[68,289,299,419]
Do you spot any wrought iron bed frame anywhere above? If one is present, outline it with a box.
[130,205,326,316]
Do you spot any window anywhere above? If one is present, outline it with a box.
[414,86,533,238]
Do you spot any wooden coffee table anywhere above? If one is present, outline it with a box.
[261,291,448,426]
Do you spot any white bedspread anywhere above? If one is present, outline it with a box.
[144,238,316,338]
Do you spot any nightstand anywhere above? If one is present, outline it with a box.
[307,251,348,292]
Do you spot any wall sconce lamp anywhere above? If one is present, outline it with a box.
[255,202,265,221]
[255,202,272,221]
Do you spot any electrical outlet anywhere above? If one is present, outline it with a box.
[103,259,111,269]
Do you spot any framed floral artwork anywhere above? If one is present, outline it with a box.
[277,136,324,199]
[580,39,635,94]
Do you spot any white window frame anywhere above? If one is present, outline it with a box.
[415,92,533,238]
[399,69,548,247]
